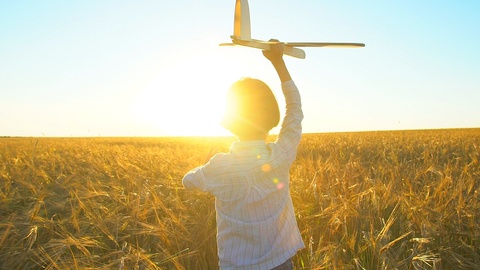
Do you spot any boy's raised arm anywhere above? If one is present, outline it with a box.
[263,41,303,161]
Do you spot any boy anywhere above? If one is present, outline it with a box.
[183,43,304,270]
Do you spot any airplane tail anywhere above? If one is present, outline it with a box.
[233,0,251,39]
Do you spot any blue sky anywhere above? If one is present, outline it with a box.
[1,1,479,136]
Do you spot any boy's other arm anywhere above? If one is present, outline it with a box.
[182,153,223,192]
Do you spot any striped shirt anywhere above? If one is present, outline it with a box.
[183,80,305,270]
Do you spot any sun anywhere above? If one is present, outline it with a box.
[133,43,260,137]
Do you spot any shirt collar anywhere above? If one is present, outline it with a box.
[230,140,267,153]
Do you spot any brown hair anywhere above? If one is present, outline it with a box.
[221,78,280,137]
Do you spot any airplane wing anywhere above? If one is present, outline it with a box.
[285,42,365,48]
[221,37,306,59]
[220,39,365,59]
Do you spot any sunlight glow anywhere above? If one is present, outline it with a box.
[133,42,260,136]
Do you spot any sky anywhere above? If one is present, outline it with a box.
[1,0,479,137]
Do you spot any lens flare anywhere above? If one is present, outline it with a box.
[262,163,271,172]
[277,182,284,190]
[272,178,284,190]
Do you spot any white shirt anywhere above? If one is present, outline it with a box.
[183,80,304,269]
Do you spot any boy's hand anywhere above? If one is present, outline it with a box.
[262,39,284,63]
[263,39,292,83]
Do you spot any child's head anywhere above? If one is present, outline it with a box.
[221,77,280,138]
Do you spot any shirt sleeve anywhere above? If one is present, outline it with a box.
[275,80,303,163]
[182,166,208,191]
[182,153,225,192]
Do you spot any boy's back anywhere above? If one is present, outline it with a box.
[183,43,304,269]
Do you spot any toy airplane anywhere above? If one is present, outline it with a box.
[219,0,365,59]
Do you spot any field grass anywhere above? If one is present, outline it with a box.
[0,128,479,269]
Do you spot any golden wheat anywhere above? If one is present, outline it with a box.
[0,129,479,269]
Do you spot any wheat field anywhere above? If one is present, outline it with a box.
[0,129,479,269]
